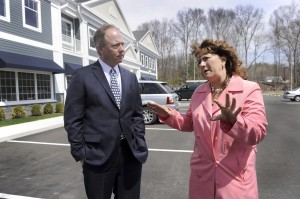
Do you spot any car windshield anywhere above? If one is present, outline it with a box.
[161,83,175,93]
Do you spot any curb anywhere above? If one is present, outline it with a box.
[0,116,64,143]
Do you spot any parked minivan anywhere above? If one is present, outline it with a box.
[175,80,206,101]
[138,80,179,124]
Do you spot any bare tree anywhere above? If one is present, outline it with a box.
[270,2,300,88]
[174,8,205,79]
[137,19,178,81]
[204,8,236,41]
[234,5,264,67]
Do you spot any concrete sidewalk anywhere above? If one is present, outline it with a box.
[0,116,64,142]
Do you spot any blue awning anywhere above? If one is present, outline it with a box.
[65,62,83,75]
[0,51,64,73]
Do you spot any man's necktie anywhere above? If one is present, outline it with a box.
[109,69,121,109]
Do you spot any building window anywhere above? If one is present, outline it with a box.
[18,72,35,100]
[149,58,153,69]
[0,0,10,22]
[62,20,71,37]
[37,74,51,99]
[0,71,16,102]
[152,59,154,69]
[145,56,148,68]
[22,0,41,32]
[88,27,96,49]
[61,18,73,44]
[0,71,52,102]
[141,54,144,66]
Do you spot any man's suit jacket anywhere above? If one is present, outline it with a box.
[64,61,148,166]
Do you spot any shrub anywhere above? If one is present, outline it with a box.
[12,106,26,119]
[0,107,5,121]
[55,102,64,113]
[43,103,54,114]
[31,104,42,116]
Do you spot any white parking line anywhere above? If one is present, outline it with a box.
[7,140,69,146]
[7,140,193,153]
[0,193,42,199]
[146,128,177,131]
[149,148,192,153]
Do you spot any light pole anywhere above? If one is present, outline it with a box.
[254,44,258,82]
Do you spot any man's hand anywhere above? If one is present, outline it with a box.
[80,160,84,166]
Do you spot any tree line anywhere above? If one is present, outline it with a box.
[136,2,300,90]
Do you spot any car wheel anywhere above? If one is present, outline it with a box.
[143,106,157,125]
[178,95,182,101]
[295,96,300,102]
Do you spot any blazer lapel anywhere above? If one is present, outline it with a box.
[91,61,118,108]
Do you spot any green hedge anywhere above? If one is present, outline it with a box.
[55,102,64,113]
[31,104,42,116]
[12,106,26,119]
[0,107,5,121]
[43,103,54,114]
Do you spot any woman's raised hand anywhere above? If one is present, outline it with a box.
[147,101,171,118]
[211,93,242,126]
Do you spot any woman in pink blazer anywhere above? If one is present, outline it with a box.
[148,39,268,199]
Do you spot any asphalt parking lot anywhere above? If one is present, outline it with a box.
[1,97,300,199]
[0,101,194,199]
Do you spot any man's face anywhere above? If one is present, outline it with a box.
[98,28,125,67]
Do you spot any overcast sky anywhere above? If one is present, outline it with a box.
[117,0,296,31]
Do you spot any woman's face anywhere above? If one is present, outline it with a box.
[198,53,227,83]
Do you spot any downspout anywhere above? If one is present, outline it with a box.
[77,4,83,20]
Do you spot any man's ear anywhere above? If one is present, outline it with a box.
[97,45,103,56]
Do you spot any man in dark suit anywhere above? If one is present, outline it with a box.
[64,24,148,199]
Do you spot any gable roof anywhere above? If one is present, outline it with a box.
[133,30,149,41]
[81,0,135,40]
[133,30,159,56]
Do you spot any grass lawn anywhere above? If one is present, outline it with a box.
[0,113,63,127]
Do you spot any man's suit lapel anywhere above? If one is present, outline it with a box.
[91,61,119,110]
[119,66,130,109]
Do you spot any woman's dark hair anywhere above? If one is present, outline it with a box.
[191,39,247,79]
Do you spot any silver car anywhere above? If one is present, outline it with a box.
[138,80,179,124]
[283,87,300,102]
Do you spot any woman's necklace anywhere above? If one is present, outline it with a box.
[211,77,231,105]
